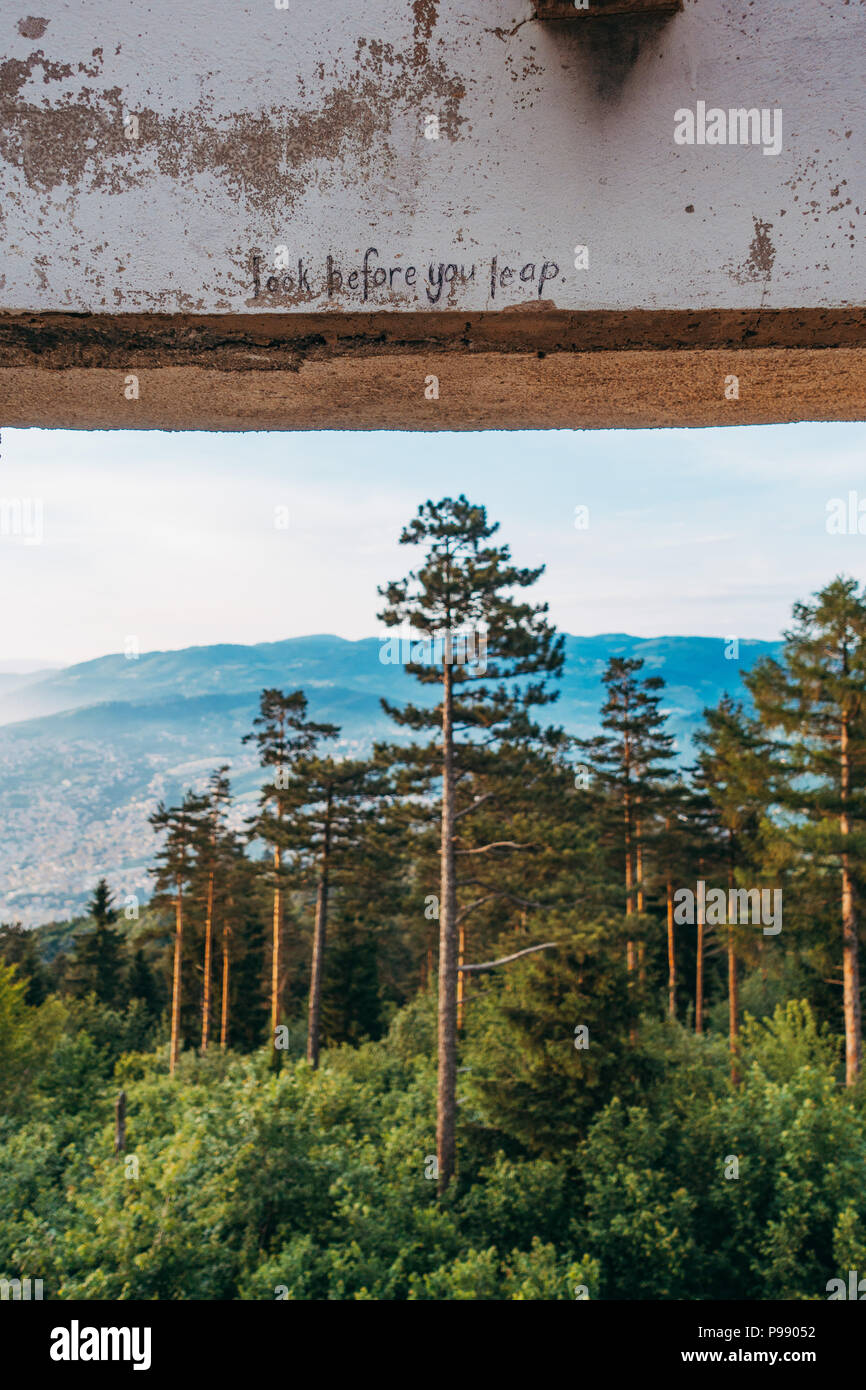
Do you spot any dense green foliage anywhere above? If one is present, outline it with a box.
[2,501,865,1300]
[0,967,863,1300]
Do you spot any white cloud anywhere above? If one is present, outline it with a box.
[1,423,865,662]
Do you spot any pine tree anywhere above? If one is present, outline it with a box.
[319,909,383,1046]
[692,695,769,1080]
[222,850,270,1051]
[244,690,338,1050]
[465,934,641,1157]
[652,777,697,1023]
[127,947,162,1018]
[0,922,48,1005]
[379,495,563,1192]
[577,658,676,1015]
[278,752,392,1068]
[197,766,232,1054]
[747,576,866,1085]
[149,792,207,1074]
[69,879,124,1005]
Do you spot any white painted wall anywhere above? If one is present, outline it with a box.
[1,0,863,314]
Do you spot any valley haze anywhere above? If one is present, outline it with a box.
[0,632,780,927]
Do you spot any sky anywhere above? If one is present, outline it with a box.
[1,421,865,667]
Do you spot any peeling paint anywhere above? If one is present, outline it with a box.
[726,217,777,286]
[0,0,864,315]
[16,16,49,40]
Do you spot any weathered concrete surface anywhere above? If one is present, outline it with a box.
[3,346,865,431]
[2,309,865,369]
[1,0,865,429]
[1,0,865,315]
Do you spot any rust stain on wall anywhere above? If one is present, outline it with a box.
[16,16,49,39]
[784,147,861,251]
[411,0,439,65]
[726,217,777,286]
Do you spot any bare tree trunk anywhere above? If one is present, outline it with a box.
[625,784,634,972]
[841,713,862,1085]
[759,935,767,986]
[169,877,183,1075]
[114,1090,126,1154]
[695,877,705,1035]
[457,922,466,1030]
[307,796,332,1069]
[635,819,643,914]
[624,770,637,1042]
[201,866,215,1053]
[636,819,647,990]
[727,852,740,1085]
[666,875,676,1020]
[728,935,739,1082]
[424,941,433,991]
[271,847,282,1042]
[220,922,231,1049]
[437,660,458,1195]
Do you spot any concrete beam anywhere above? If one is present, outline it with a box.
[1,309,864,430]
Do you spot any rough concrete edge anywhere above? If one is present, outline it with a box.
[2,346,866,432]
[1,308,865,371]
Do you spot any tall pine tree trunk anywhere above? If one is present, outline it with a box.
[728,934,739,1081]
[841,713,862,1085]
[437,661,458,1195]
[201,866,215,1053]
[624,787,635,971]
[636,818,646,990]
[220,922,230,1049]
[424,939,433,991]
[307,798,332,1069]
[114,1090,126,1154]
[271,847,282,1042]
[666,875,676,1020]
[727,850,740,1084]
[695,873,705,1035]
[624,776,637,1043]
[457,921,466,1030]
[169,875,183,1075]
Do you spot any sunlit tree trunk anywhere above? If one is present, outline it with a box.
[271,848,282,1043]
[201,865,215,1053]
[457,922,466,1030]
[625,788,635,971]
[220,920,231,1049]
[307,794,332,1069]
[169,875,183,1075]
[437,660,458,1194]
[727,847,740,1084]
[695,866,705,1036]
[666,874,676,1020]
[841,712,862,1085]
[636,812,646,990]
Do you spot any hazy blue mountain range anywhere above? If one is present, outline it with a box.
[0,633,781,926]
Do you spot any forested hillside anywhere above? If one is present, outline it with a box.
[0,632,780,926]
[2,496,864,1301]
